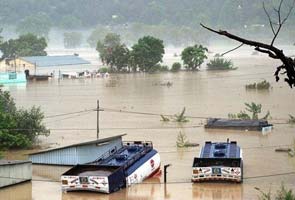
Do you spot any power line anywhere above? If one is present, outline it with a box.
[45,108,96,119]
[1,171,294,184]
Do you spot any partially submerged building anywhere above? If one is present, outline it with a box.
[1,55,91,78]
[204,118,273,131]
[28,134,126,166]
[0,160,32,188]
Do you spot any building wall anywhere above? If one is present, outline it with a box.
[29,138,123,165]
[5,58,35,73]
[77,138,122,164]
[0,162,32,188]
[29,147,78,165]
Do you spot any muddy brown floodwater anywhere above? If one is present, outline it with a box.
[1,49,295,200]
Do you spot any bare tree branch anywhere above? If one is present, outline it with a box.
[220,43,244,56]
[200,23,295,88]
[254,47,279,59]
[263,2,276,35]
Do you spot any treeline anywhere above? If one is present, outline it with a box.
[96,33,235,73]
[1,0,295,47]
[1,0,294,29]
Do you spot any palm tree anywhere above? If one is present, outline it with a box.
[244,102,262,120]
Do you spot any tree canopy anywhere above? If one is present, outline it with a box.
[0,89,49,149]
[181,45,208,71]
[1,0,294,29]
[0,34,47,60]
[131,36,165,72]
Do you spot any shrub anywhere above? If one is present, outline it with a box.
[149,64,169,73]
[99,67,109,73]
[257,80,271,90]
[171,62,181,72]
[246,80,271,90]
[207,57,236,70]
[176,132,189,148]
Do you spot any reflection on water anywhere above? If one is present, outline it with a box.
[0,182,32,200]
[192,184,242,200]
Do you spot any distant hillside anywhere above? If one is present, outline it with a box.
[1,0,294,29]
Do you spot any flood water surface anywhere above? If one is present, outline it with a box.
[3,53,295,200]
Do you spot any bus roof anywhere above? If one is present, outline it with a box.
[200,141,241,159]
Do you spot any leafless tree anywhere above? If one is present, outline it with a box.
[201,0,295,88]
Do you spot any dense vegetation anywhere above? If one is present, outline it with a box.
[1,1,294,46]
[96,34,165,72]
[181,45,208,71]
[1,0,294,29]
[207,57,236,70]
[0,34,47,59]
[0,89,49,149]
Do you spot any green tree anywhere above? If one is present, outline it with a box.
[0,89,49,149]
[96,33,129,71]
[0,34,47,60]
[181,45,208,71]
[16,13,52,39]
[131,36,165,72]
[64,32,82,48]
[171,62,181,72]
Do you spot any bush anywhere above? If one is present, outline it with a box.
[257,80,271,90]
[246,80,271,90]
[207,57,236,70]
[171,62,181,72]
[99,67,109,73]
[149,64,169,73]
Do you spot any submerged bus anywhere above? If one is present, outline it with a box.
[61,141,161,193]
[192,140,243,183]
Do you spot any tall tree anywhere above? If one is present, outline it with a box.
[0,34,47,60]
[131,36,165,72]
[96,33,129,71]
[201,0,295,88]
[181,45,208,71]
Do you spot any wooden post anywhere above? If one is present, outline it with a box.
[164,164,171,183]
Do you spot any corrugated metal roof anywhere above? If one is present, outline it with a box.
[28,134,126,155]
[20,55,90,67]
[0,160,31,166]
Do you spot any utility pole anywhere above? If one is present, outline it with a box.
[97,100,100,139]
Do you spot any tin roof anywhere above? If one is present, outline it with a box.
[0,160,31,166]
[28,134,126,155]
[20,55,90,67]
